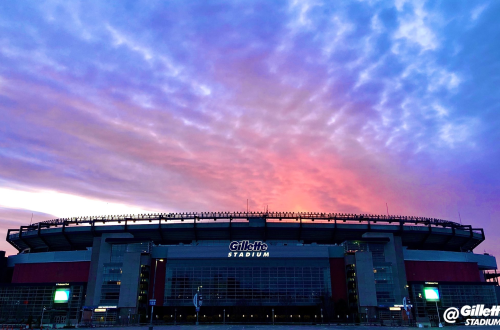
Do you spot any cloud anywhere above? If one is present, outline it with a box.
[0,0,499,257]
[439,119,479,148]
[393,1,438,51]
[0,188,158,219]
[471,4,488,21]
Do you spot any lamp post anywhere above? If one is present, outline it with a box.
[223,309,225,324]
[436,301,443,327]
[41,306,46,330]
[272,308,274,325]
[149,258,164,330]
[15,300,20,324]
[194,286,202,325]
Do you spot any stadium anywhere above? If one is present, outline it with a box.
[1,211,499,327]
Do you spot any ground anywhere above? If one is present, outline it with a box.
[73,325,500,330]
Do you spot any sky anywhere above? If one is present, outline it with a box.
[0,0,499,257]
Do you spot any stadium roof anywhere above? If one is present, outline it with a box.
[6,212,484,253]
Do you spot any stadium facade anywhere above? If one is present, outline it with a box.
[1,212,499,327]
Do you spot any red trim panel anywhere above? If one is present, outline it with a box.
[12,262,90,283]
[405,261,480,282]
[329,258,348,302]
[149,259,167,306]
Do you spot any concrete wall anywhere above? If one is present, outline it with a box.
[7,249,91,267]
[393,236,409,303]
[154,244,332,259]
[85,237,101,307]
[328,246,345,258]
[362,233,409,305]
[355,251,377,307]
[118,252,142,308]
[85,233,133,307]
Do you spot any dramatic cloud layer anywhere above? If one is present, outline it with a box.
[1,1,499,256]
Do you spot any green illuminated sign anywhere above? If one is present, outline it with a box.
[54,288,71,303]
[423,287,440,301]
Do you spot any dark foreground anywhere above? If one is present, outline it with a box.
[74,325,500,330]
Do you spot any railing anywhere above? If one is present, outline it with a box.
[7,211,481,243]
[32,211,461,227]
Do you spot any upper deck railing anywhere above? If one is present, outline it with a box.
[6,211,485,253]
[35,211,461,225]
[10,211,474,236]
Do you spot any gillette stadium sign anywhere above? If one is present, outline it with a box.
[228,240,270,258]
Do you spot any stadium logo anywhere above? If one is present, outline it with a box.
[444,305,500,326]
[228,240,269,258]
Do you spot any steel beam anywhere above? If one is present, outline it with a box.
[419,224,432,249]
[440,226,456,251]
[193,216,198,242]
[332,217,337,243]
[37,223,52,250]
[91,220,97,237]
[62,221,74,249]
[298,216,302,241]
[6,229,22,251]
[19,226,35,250]
[463,226,482,251]
[158,217,164,242]
[264,217,267,242]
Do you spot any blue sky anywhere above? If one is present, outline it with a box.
[0,0,499,256]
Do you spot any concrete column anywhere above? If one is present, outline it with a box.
[355,251,377,307]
